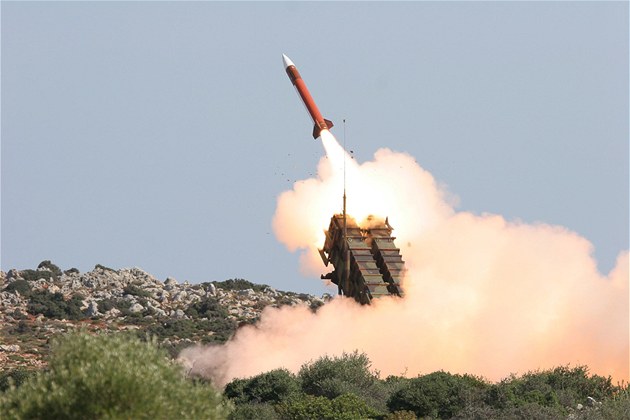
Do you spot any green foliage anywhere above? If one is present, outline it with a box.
[579,385,630,420]
[0,332,230,419]
[276,393,381,420]
[123,284,152,298]
[228,402,279,420]
[27,290,87,320]
[186,296,228,319]
[181,297,236,342]
[4,280,32,296]
[97,298,115,313]
[224,369,300,405]
[211,279,269,292]
[299,351,389,412]
[64,267,80,275]
[484,366,616,411]
[275,394,334,419]
[387,371,488,419]
[19,269,55,282]
[143,316,235,344]
[94,264,117,273]
[330,393,383,418]
[0,368,37,392]
[384,410,417,420]
[37,260,63,277]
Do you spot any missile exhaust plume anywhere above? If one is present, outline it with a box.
[180,131,628,387]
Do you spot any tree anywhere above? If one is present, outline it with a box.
[0,332,230,419]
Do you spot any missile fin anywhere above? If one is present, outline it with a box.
[313,124,321,139]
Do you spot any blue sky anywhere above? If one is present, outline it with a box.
[2,2,627,295]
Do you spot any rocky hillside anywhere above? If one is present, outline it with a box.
[0,261,329,370]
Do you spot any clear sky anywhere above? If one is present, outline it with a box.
[2,1,627,295]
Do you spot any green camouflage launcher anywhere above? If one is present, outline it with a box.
[319,214,405,304]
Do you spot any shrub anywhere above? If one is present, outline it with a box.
[123,284,152,298]
[185,296,228,319]
[484,366,616,411]
[330,393,383,418]
[224,369,300,404]
[276,393,381,420]
[212,279,268,292]
[4,280,32,296]
[94,264,117,273]
[387,371,488,419]
[228,402,279,420]
[0,368,37,392]
[298,351,389,412]
[275,394,334,419]
[97,298,115,313]
[37,260,63,277]
[143,317,235,344]
[64,268,80,275]
[27,290,86,320]
[384,410,417,420]
[19,269,55,282]
[0,332,230,419]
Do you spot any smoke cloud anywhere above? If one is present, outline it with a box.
[180,131,628,387]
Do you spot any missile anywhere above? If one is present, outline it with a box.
[282,54,334,139]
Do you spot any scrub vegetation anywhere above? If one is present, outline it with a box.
[0,332,229,419]
[1,333,627,419]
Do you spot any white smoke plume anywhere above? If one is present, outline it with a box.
[180,131,628,387]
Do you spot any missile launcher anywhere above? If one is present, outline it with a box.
[319,214,405,304]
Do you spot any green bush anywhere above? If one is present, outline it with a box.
[0,332,230,419]
[19,269,55,282]
[276,393,381,420]
[186,296,228,319]
[579,387,630,420]
[387,371,488,419]
[484,366,616,411]
[330,393,383,418]
[37,260,63,277]
[228,402,279,420]
[123,284,152,298]
[94,264,117,273]
[384,410,417,420]
[224,369,300,405]
[298,351,389,412]
[4,279,32,296]
[97,298,115,313]
[211,279,268,292]
[27,290,86,320]
[275,394,334,419]
[0,368,37,392]
[143,317,235,344]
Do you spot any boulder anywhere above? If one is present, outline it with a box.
[85,301,100,317]
[129,303,144,314]
[164,277,179,291]
[172,291,187,302]
[0,344,20,352]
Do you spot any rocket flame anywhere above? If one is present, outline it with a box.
[180,132,629,387]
